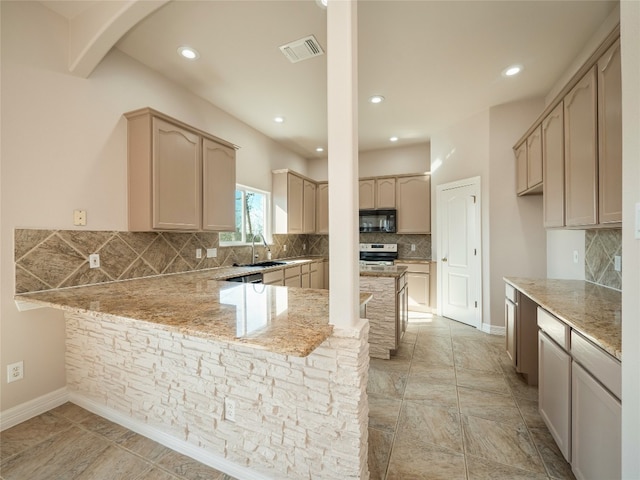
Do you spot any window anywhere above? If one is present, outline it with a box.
[219,185,270,245]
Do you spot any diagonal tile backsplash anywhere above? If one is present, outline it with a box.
[585,229,622,290]
[14,229,312,294]
[14,229,431,293]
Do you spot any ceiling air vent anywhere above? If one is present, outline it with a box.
[279,35,325,63]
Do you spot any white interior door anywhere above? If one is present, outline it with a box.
[437,178,481,328]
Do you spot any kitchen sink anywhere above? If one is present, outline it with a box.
[246,261,287,268]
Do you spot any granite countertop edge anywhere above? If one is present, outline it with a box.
[504,277,621,361]
[15,262,372,359]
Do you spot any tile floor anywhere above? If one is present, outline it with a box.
[368,313,575,480]
[0,402,237,480]
[0,314,574,480]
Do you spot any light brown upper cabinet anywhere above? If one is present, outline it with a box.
[527,126,543,190]
[376,177,396,208]
[396,175,431,234]
[303,180,317,234]
[203,138,236,231]
[125,108,237,231]
[359,179,375,209]
[564,67,598,227]
[542,103,565,228]
[597,39,622,225]
[515,143,528,194]
[316,182,329,234]
[359,177,396,209]
[273,170,318,234]
[515,127,543,195]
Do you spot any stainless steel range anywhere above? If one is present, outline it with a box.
[359,243,398,266]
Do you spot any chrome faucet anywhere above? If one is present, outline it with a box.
[251,233,271,263]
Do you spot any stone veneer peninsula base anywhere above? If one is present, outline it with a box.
[63,311,370,480]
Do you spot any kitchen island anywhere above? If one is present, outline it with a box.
[16,269,372,480]
[360,264,408,359]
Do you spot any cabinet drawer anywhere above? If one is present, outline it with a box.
[571,331,621,399]
[396,262,429,274]
[263,269,283,284]
[537,307,569,350]
[284,265,301,278]
[505,284,517,303]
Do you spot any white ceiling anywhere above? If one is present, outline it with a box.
[43,0,617,159]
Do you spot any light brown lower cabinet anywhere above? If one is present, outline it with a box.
[537,307,621,479]
[263,269,283,286]
[284,265,301,287]
[538,330,572,462]
[571,362,621,480]
[395,262,430,312]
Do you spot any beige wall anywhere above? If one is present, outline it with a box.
[307,142,430,181]
[0,1,307,411]
[488,99,547,328]
[431,100,546,330]
[430,110,490,325]
[546,230,586,280]
[621,1,640,476]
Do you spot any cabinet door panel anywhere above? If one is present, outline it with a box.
[303,180,317,233]
[287,174,304,233]
[564,68,597,226]
[505,299,516,365]
[396,175,430,233]
[316,183,329,234]
[359,180,375,209]
[597,39,622,224]
[407,272,429,312]
[538,331,572,462]
[376,178,396,208]
[526,126,543,189]
[571,362,621,480]
[515,143,528,194]
[202,139,235,231]
[542,103,565,227]
[152,118,201,230]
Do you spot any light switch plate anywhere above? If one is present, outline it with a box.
[207,248,217,258]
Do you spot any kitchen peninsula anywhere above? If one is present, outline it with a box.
[15,268,372,480]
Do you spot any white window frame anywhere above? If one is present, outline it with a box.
[219,184,271,246]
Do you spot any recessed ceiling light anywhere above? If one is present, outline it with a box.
[177,46,199,60]
[369,95,385,104]
[316,147,324,153]
[274,116,285,124]
[502,64,523,77]
[389,136,399,142]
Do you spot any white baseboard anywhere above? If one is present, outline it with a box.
[69,393,272,480]
[0,387,69,431]
[481,324,506,336]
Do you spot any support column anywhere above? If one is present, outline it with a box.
[327,0,359,328]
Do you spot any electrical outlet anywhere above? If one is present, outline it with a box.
[73,209,86,226]
[196,248,202,259]
[207,248,217,258]
[614,255,622,272]
[7,361,24,383]
[411,244,416,252]
[283,245,287,252]
[573,250,579,264]
[303,243,306,251]
[89,254,100,269]
[224,397,236,422]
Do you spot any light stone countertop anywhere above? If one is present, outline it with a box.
[395,258,432,264]
[16,267,373,357]
[504,277,621,360]
[359,265,407,278]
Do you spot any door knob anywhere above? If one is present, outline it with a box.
[442,257,448,262]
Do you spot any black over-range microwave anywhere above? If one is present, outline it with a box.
[359,209,397,233]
